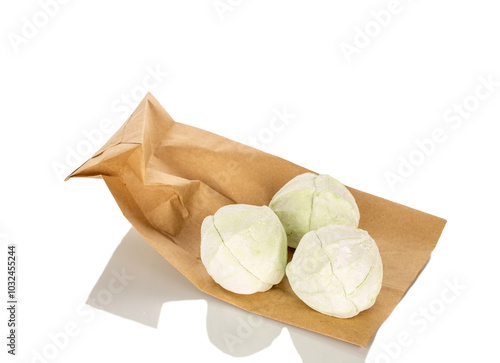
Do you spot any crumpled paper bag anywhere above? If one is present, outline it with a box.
[66,93,446,346]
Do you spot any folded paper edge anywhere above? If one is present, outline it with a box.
[64,92,167,182]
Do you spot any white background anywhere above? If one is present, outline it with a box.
[1,1,499,362]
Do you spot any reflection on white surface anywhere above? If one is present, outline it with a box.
[87,228,201,327]
[88,228,373,362]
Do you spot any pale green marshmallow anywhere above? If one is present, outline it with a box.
[270,173,360,248]
[286,224,383,318]
[200,204,287,294]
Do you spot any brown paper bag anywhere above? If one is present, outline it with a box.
[66,93,446,346]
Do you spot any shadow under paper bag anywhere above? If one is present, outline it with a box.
[68,92,446,346]
[88,227,373,362]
